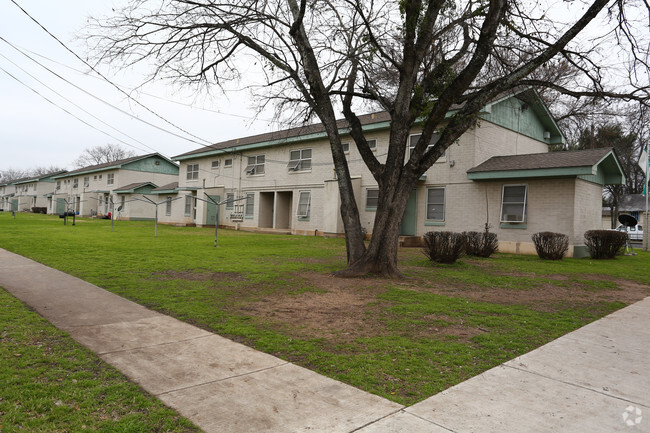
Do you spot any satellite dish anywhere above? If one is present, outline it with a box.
[618,214,638,227]
[117,205,123,211]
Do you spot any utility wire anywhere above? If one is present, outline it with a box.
[9,0,214,146]
[0,65,151,152]
[0,35,209,151]
[0,52,155,155]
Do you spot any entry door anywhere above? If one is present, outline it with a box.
[56,198,66,214]
[205,195,220,226]
[399,190,417,236]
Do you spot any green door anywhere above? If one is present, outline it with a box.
[399,190,417,236]
[205,195,220,226]
[10,199,18,212]
[56,198,66,214]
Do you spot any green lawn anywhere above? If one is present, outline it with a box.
[1,212,648,406]
[0,288,200,432]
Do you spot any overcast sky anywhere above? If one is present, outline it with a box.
[0,0,278,172]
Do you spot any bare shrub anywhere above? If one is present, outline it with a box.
[423,231,466,264]
[463,231,499,258]
[584,230,628,259]
[531,232,569,260]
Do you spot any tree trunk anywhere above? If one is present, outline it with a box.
[335,173,415,278]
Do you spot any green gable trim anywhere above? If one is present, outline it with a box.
[123,156,179,175]
[468,166,594,181]
[152,189,178,195]
[113,184,157,194]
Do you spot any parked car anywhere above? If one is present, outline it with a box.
[614,224,644,241]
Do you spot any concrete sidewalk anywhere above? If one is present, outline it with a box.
[1,247,648,432]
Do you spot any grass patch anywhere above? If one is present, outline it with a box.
[0,288,200,433]
[1,212,648,406]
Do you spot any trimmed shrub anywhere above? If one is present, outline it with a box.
[531,232,569,260]
[584,230,628,259]
[423,231,466,264]
[463,231,499,258]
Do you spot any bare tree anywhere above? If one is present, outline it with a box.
[73,144,136,168]
[90,0,650,277]
[0,168,29,183]
[31,166,67,177]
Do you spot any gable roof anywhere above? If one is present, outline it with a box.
[151,182,179,194]
[112,182,158,194]
[467,148,625,185]
[13,171,67,185]
[52,153,177,178]
[174,88,564,161]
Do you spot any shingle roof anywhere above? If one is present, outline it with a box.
[13,171,67,184]
[152,182,179,192]
[173,112,392,159]
[467,148,613,173]
[54,153,173,177]
[113,182,156,192]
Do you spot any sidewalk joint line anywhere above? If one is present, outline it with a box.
[95,333,216,355]
[504,363,649,407]
[154,361,291,397]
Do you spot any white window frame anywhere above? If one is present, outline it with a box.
[367,139,377,151]
[296,191,311,218]
[288,149,312,171]
[500,184,528,223]
[73,178,78,189]
[211,160,220,169]
[245,155,265,175]
[184,195,193,217]
[107,173,114,185]
[366,189,379,210]
[225,192,235,210]
[224,158,233,168]
[84,176,90,187]
[409,133,444,158]
[426,187,445,221]
[245,192,255,218]
[56,181,61,190]
[186,164,199,180]
[165,196,172,216]
[342,142,350,153]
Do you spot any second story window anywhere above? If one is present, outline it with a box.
[56,181,61,190]
[342,142,350,153]
[211,160,220,169]
[73,179,79,189]
[186,164,199,180]
[367,139,377,150]
[84,176,90,187]
[107,173,114,185]
[409,133,443,157]
[245,155,265,175]
[224,158,233,168]
[288,149,312,171]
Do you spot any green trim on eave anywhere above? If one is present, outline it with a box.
[123,157,179,175]
[468,166,593,180]
[174,121,392,161]
[152,189,179,194]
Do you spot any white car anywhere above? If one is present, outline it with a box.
[615,224,644,241]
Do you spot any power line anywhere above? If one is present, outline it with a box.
[0,65,152,152]
[9,0,214,147]
[0,52,155,155]
[0,35,210,151]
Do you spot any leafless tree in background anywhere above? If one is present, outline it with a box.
[73,143,136,168]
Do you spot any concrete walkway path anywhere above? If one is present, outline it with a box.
[1,247,648,432]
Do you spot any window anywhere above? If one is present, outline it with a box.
[186,164,199,180]
[93,175,97,180]
[500,185,527,223]
[184,195,193,216]
[120,195,125,211]
[99,175,102,180]
[73,178,78,189]
[224,158,233,167]
[367,139,377,150]
[84,176,90,187]
[244,155,265,175]
[225,192,235,210]
[409,133,443,157]
[297,191,311,218]
[342,142,350,153]
[165,196,172,216]
[56,181,61,190]
[107,173,114,185]
[245,193,254,217]
[288,149,312,171]
[366,189,379,209]
[426,187,445,221]
[211,160,220,169]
